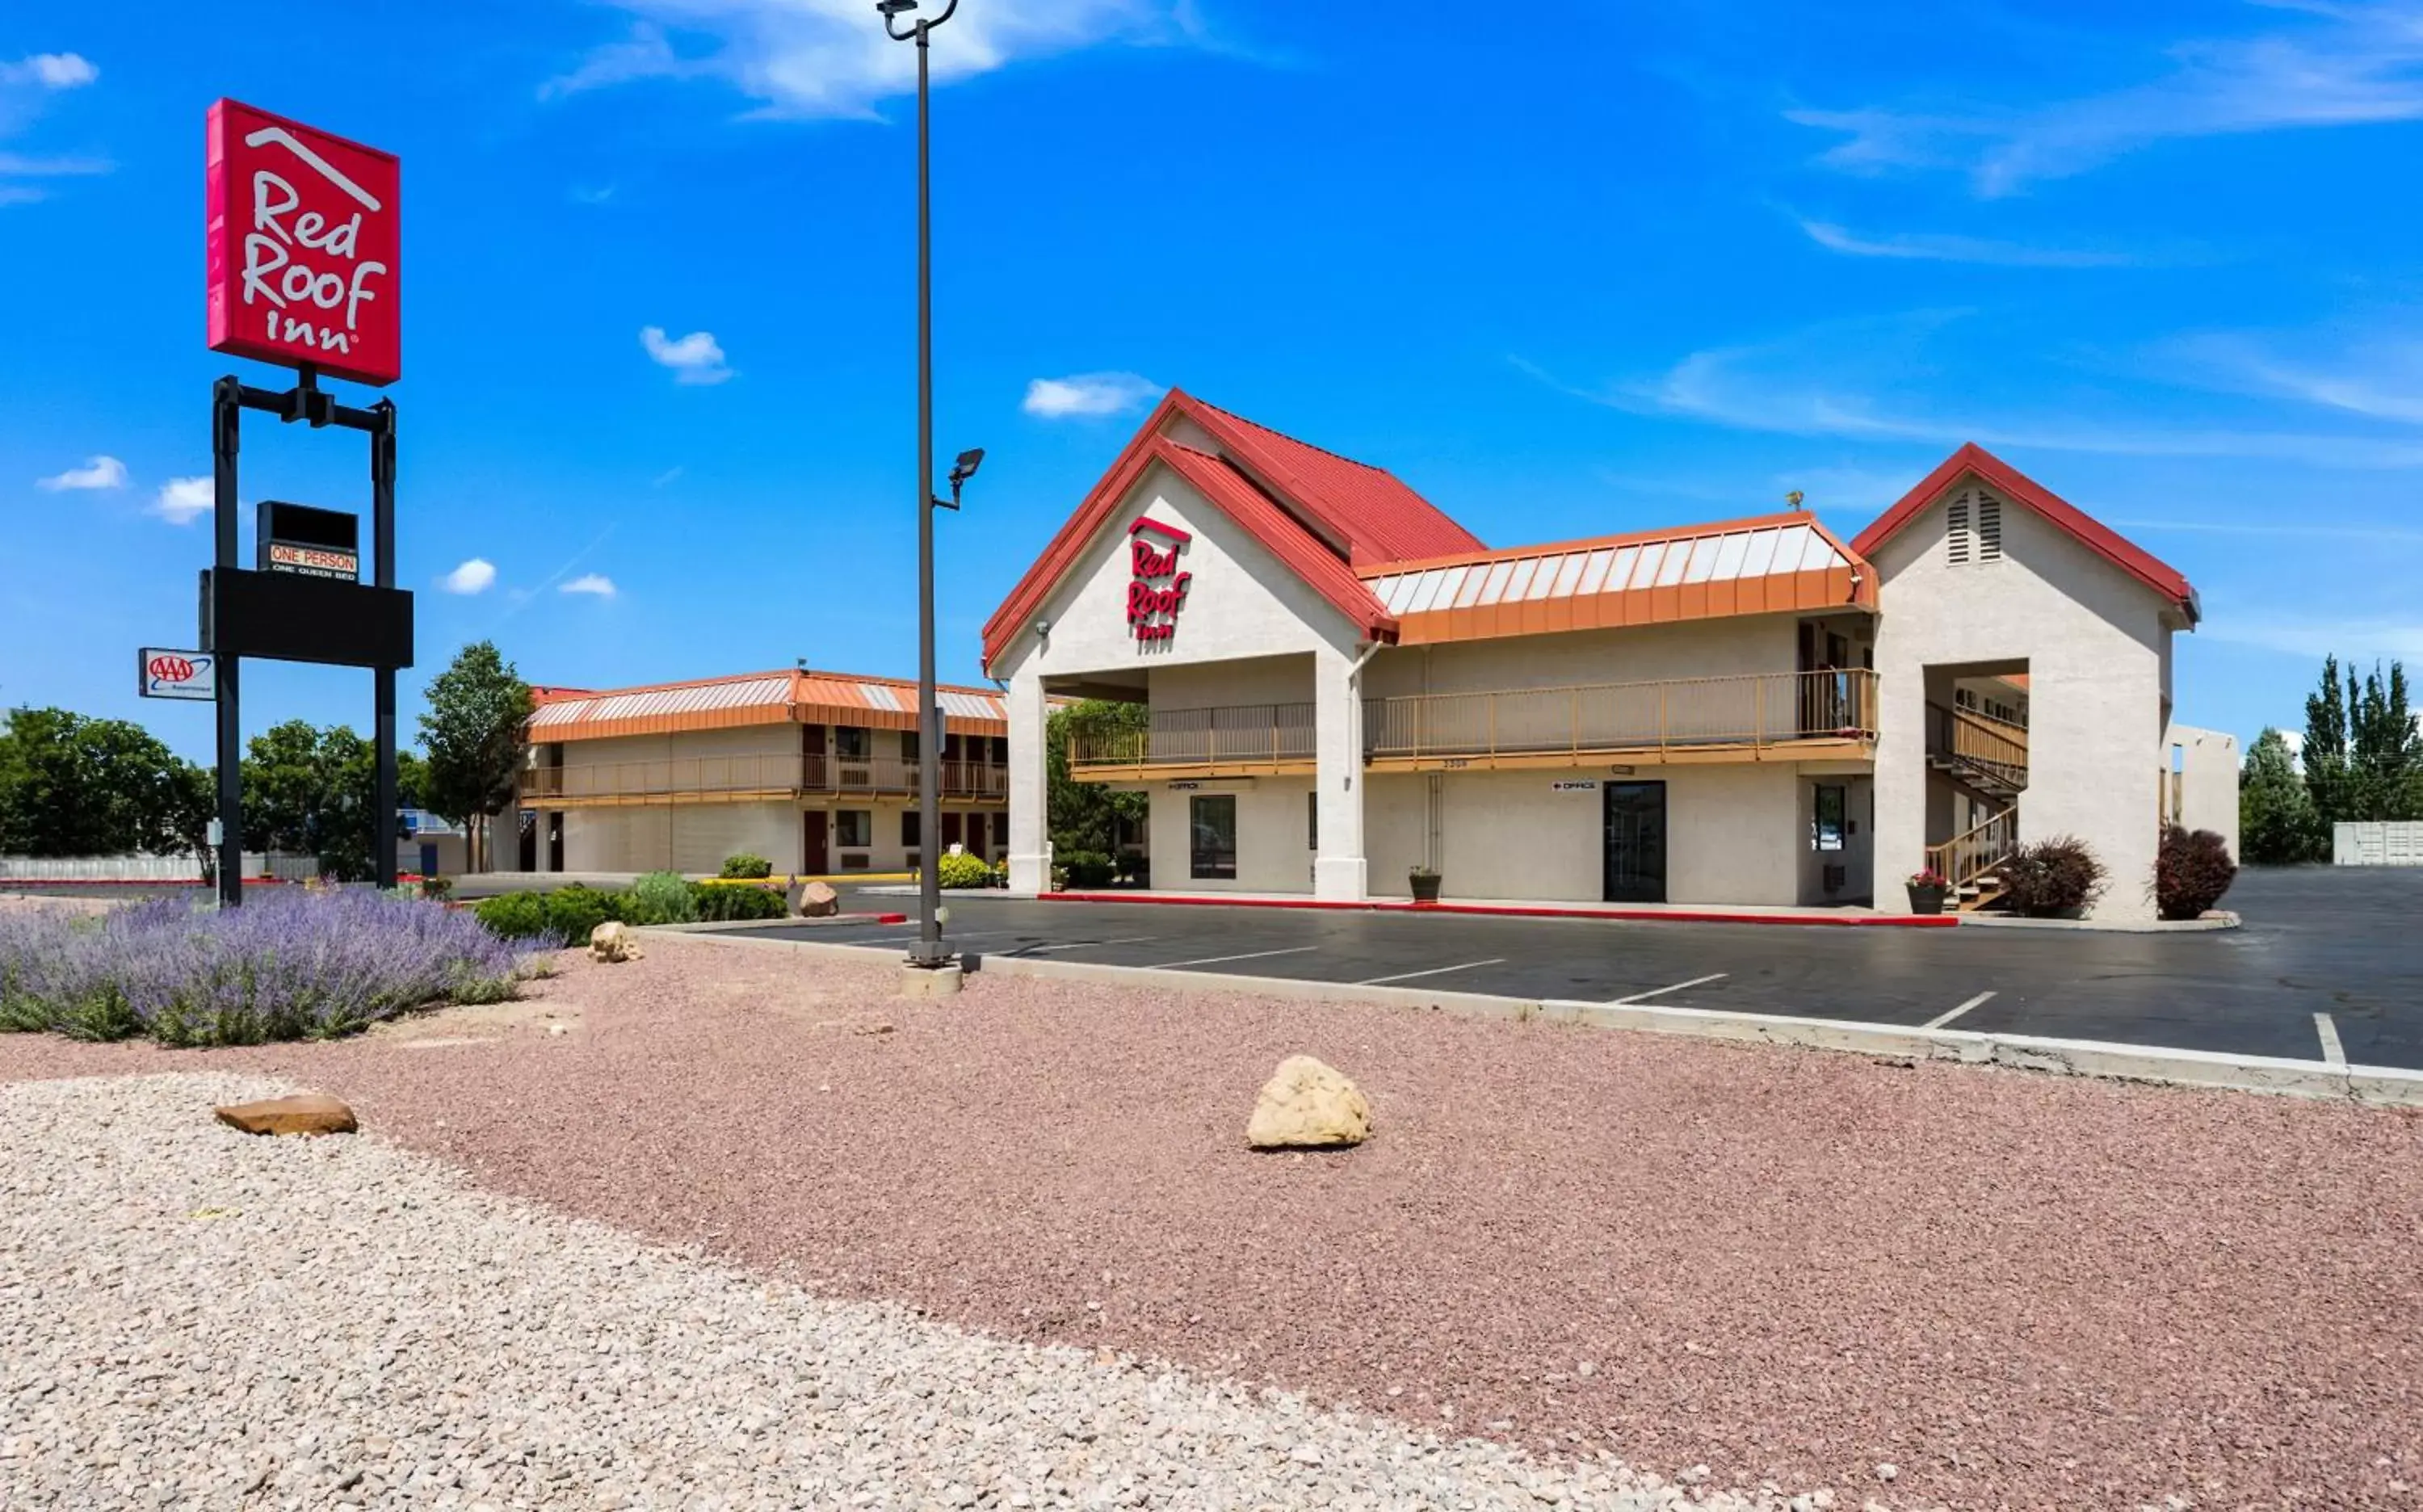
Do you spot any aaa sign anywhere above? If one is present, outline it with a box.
[206,99,400,386]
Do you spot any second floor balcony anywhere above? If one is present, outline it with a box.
[522,754,1010,807]
[1068,668,1879,781]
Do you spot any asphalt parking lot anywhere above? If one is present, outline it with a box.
[743,867,2423,1072]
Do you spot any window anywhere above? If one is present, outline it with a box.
[1307,791,1318,850]
[901,808,921,847]
[1812,785,1846,852]
[1190,794,1237,880]
[990,737,1010,764]
[836,809,871,848]
[835,726,871,761]
[900,729,918,763]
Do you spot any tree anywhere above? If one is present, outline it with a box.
[238,721,428,880]
[2240,727,2325,864]
[2303,655,2351,827]
[0,708,210,862]
[1046,699,1149,859]
[418,641,532,872]
[2302,656,2421,825]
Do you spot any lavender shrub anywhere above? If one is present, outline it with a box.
[0,890,554,1046]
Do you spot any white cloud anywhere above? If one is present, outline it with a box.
[640,325,733,384]
[1790,3,2423,195]
[2161,331,2423,425]
[1518,314,2423,468]
[36,454,125,490]
[1023,371,1162,418]
[150,477,212,524]
[0,53,98,89]
[440,558,498,594]
[561,573,617,597]
[2208,616,2423,663]
[548,2,1187,120]
[1794,217,2141,269]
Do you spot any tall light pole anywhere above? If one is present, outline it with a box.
[881,0,963,970]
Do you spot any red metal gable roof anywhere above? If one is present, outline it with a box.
[1852,443,2198,621]
[981,390,1439,669]
[1152,442,1398,642]
[1186,397,1484,567]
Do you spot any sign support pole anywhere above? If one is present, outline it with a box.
[211,378,245,909]
[372,401,398,891]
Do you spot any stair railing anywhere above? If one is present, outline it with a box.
[1927,806,2019,889]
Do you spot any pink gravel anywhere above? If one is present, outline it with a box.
[7,934,2421,1509]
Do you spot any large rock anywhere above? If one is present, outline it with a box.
[215,1094,356,1136]
[590,921,644,962]
[1245,1056,1371,1150]
[796,881,841,918]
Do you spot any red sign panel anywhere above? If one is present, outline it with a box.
[206,99,401,386]
[1127,518,1193,643]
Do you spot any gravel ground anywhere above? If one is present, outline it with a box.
[2,1072,1829,1511]
[5,936,2421,1509]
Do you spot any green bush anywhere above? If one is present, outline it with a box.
[627,870,699,925]
[691,880,787,922]
[418,876,454,901]
[1060,850,1115,888]
[542,884,624,944]
[937,851,993,889]
[474,890,552,941]
[720,853,774,880]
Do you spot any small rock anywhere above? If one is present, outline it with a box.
[547,1023,569,1038]
[1576,1361,1596,1378]
[1245,1056,1371,1150]
[214,1094,356,1137]
[589,922,643,963]
[1875,1463,1898,1482]
[852,1022,895,1037]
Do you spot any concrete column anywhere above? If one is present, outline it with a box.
[1006,673,1052,895]
[1868,648,1930,913]
[1312,648,1368,901]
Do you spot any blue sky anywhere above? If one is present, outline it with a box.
[6,0,2423,762]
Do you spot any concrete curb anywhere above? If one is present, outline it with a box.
[653,929,2423,1111]
[1959,910,2242,933]
[1039,891,1958,927]
[647,912,909,934]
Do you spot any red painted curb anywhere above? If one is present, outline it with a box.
[1039,891,1961,927]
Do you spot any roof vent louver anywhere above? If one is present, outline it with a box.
[1946,490,1973,565]
[1976,491,2003,562]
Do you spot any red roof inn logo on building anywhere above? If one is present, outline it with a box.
[1127,519,1193,643]
[206,99,401,386]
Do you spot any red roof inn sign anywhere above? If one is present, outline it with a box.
[1127,519,1193,643]
[206,99,401,385]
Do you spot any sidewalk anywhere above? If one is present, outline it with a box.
[1038,888,1956,927]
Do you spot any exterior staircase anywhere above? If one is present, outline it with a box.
[1924,704,2029,911]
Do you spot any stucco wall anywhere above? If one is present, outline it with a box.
[997,459,1366,895]
[1869,484,2175,920]
[1147,778,1315,893]
[2167,723,2240,859]
[563,802,796,875]
[1361,614,1810,700]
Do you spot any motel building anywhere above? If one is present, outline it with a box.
[985,391,2238,922]
[510,670,1014,876]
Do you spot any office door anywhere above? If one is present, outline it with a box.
[1602,781,1668,903]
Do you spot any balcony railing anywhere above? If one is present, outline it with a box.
[1926,704,2029,791]
[1065,670,1878,779]
[1068,702,1318,777]
[1365,668,1877,768]
[523,754,1009,804]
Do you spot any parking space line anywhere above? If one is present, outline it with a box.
[1925,990,1997,1029]
[1004,936,1160,956]
[1145,945,1321,971]
[1354,957,1505,987]
[2316,1012,2346,1067]
[1609,972,1727,1005]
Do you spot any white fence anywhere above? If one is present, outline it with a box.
[0,853,321,883]
[2334,821,2423,867]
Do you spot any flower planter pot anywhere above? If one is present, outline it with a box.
[1905,882,1947,916]
[1409,872,1442,905]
